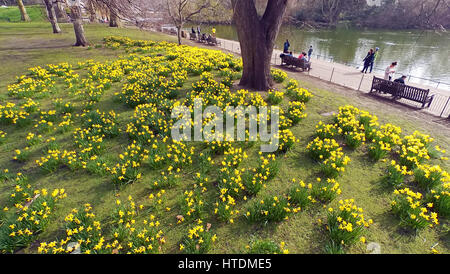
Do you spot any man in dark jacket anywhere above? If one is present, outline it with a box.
[283,39,290,53]
[394,75,407,84]
[361,49,375,73]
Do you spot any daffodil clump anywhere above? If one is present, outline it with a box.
[150,166,181,190]
[180,223,217,254]
[180,187,206,220]
[414,164,450,191]
[0,188,66,253]
[325,199,372,253]
[287,179,315,209]
[307,137,341,161]
[53,98,75,114]
[382,160,413,188]
[35,149,79,173]
[7,68,55,98]
[108,141,148,186]
[0,130,6,144]
[219,68,240,87]
[398,131,433,169]
[13,147,31,163]
[245,239,289,254]
[0,102,31,127]
[290,87,313,103]
[287,100,307,125]
[214,191,238,224]
[311,177,342,203]
[38,197,165,254]
[368,139,393,161]
[270,68,288,83]
[391,188,439,231]
[267,89,284,105]
[276,128,299,153]
[245,196,299,223]
[320,150,351,178]
[428,182,450,218]
[315,121,337,140]
[285,79,299,91]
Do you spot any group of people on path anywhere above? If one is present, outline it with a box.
[191,26,216,42]
[283,40,313,62]
[362,48,406,84]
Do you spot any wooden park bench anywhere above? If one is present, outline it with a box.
[370,77,434,108]
[206,36,221,46]
[280,54,311,71]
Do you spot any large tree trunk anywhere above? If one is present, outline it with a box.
[87,0,97,22]
[109,11,120,27]
[176,25,182,45]
[43,0,61,33]
[54,1,70,23]
[70,5,89,47]
[232,0,288,91]
[16,0,30,22]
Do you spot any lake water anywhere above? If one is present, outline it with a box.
[191,24,450,91]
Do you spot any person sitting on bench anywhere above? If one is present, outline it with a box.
[298,52,307,61]
[394,75,407,84]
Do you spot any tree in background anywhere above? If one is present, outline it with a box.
[231,0,289,91]
[16,0,30,21]
[43,0,61,33]
[67,0,88,46]
[165,0,213,45]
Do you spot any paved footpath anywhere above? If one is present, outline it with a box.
[214,37,450,118]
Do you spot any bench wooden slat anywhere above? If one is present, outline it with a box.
[370,77,433,108]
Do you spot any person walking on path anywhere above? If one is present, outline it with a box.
[384,62,398,81]
[361,49,375,73]
[197,26,201,40]
[308,45,313,62]
[370,47,379,73]
[283,39,290,53]
[212,27,216,38]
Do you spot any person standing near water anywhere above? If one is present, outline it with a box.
[197,26,201,40]
[284,39,290,53]
[361,49,375,73]
[308,46,313,62]
[212,27,216,38]
[384,62,398,81]
[370,47,379,73]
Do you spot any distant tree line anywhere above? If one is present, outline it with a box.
[170,0,450,30]
[289,0,450,30]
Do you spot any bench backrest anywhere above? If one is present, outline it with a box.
[282,55,306,66]
[372,77,429,101]
[400,85,429,102]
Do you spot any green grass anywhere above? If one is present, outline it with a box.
[0,5,46,22]
[0,22,448,254]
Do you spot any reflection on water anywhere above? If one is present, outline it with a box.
[191,24,450,91]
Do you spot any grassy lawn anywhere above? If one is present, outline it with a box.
[0,22,448,254]
[0,5,46,22]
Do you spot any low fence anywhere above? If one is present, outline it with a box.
[215,37,450,119]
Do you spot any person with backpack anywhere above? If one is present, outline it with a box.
[370,47,379,73]
[308,46,313,62]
